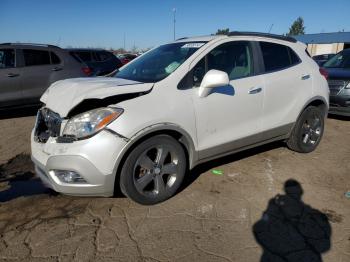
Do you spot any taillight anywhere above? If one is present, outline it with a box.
[319,68,328,80]
[82,67,92,76]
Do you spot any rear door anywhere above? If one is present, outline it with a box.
[0,48,23,107]
[20,48,52,103]
[259,41,312,134]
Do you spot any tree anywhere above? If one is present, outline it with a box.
[287,17,305,36]
[215,28,230,35]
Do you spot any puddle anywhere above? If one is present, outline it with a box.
[0,154,49,202]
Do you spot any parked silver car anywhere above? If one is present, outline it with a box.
[0,43,89,109]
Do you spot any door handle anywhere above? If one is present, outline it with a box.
[52,67,62,71]
[301,74,310,80]
[248,87,262,94]
[7,73,19,77]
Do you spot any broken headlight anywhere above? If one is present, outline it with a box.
[62,107,123,139]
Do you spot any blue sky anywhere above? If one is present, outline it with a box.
[1,0,350,50]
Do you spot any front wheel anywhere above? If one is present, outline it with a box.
[287,106,325,153]
[119,135,186,205]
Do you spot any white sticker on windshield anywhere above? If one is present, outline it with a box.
[181,43,205,49]
[165,61,181,74]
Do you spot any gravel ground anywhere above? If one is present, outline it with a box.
[0,114,349,261]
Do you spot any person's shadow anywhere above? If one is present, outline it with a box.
[253,179,331,262]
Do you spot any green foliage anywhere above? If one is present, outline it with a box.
[287,17,305,36]
[216,28,230,35]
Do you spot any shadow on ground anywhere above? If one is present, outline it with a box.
[0,141,284,202]
[253,179,331,262]
[180,141,284,193]
[0,153,51,202]
[0,104,40,120]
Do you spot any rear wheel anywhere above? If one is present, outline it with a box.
[287,106,325,153]
[119,135,186,205]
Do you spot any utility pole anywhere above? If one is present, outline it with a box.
[123,33,126,51]
[268,24,274,33]
[173,8,176,40]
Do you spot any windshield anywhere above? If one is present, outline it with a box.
[115,42,207,82]
[323,49,350,69]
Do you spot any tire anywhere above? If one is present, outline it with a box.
[287,106,325,153]
[119,135,186,205]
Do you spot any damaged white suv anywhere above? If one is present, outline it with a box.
[31,32,329,204]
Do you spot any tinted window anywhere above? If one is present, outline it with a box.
[74,51,92,62]
[0,49,15,68]
[260,42,300,72]
[190,41,253,86]
[323,49,350,69]
[289,48,301,65]
[95,51,112,62]
[50,52,61,64]
[23,49,50,66]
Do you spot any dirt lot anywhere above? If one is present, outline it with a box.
[0,113,349,262]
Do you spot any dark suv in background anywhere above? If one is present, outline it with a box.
[0,43,88,109]
[68,49,123,76]
[322,48,350,116]
[313,53,335,66]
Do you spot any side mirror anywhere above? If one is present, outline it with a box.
[198,69,229,97]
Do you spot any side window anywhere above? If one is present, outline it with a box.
[190,41,253,87]
[96,51,112,61]
[193,57,206,87]
[23,49,50,66]
[260,42,300,72]
[207,41,253,80]
[289,48,301,65]
[0,49,15,68]
[50,52,61,64]
[74,51,92,62]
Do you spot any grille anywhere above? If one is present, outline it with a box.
[34,108,62,143]
[327,79,346,96]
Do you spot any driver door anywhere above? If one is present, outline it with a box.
[191,41,265,159]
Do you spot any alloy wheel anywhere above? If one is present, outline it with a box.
[133,145,179,197]
[301,113,322,145]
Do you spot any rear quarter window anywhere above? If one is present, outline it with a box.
[50,52,61,64]
[260,42,300,73]
[95,51,113,61]
[72,51,92,62]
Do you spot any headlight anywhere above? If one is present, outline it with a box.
[62,107,123,139]
[346,82,350,89]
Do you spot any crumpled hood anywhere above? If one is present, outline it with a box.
[41,77,153,117]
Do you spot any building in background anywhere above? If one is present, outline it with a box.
[294,32,350,56]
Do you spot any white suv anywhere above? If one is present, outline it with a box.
[31,32,329,205]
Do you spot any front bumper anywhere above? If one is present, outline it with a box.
[31,130,128,197]
[329,94,350,116]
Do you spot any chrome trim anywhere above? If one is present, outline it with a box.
[328,80,347,96]
[301,74,310,80]
[248,87,262,94]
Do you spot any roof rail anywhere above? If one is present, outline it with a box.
[176,37,188,41]
[228,31,297,43]
[0,43,61,48]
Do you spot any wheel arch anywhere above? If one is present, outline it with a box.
[299,96,329,119]
[112,124,197,195]
[288,96,328,138]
